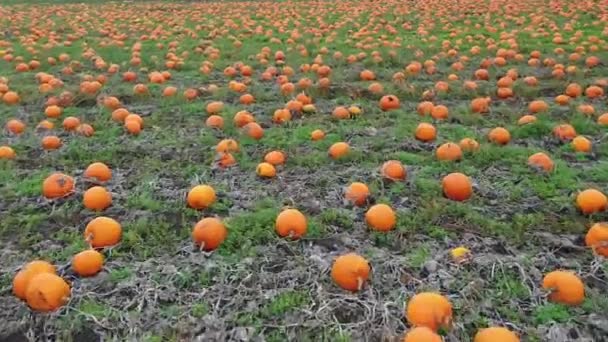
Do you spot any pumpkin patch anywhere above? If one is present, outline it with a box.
[1,0,607,339]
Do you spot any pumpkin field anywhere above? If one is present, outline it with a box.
[2,0,608,340]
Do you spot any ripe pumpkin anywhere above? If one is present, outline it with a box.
[474,327,520,342]
[84,217,122,248]
[403,327,442,342]
[2,91,20,105]
[585,222,608,256]
[273,108,291,123]
[256,162,276,178]
[542,270,585,306]
[275,209,307,239]
[333,106,350,119]
[381,160,406,181]
[72,249,104,277]
[331,253,370,292]
[187,185,216,209]
[436,143,462,161]
[264,151,286,165]
[345,182,370,206]
[459,138,479,152]
[206,101,224,115]
[41,136,62,150]
[518,115,537,125]
[206,115,224,129]
[430,105,449,120]
[111,108,130,122]
[311,129,325,141]
[84,162,112,183]
[406,292,453,332]
[0,145,16,159]
[442,173,472,201]
[25,273,70,312]
[217,153,237,168]
[192,217,227,251]
[415,123,436,142]
[12,260,56,300]
[365,204,396,231]
[417,101,434,116]
[572,136,591,153]
[576,189,607,214]
[83,186,112,211]
[529,100,548,113]
[63,116,80,131]
[528,152,554,173]
[243,122,264,140]
[6,119,25,135]
[328,142,350,159]
[379,95,400,111]
[216,139,239,153]
[597,113,608,126]
[234,111,255,128]
[488,127,510,145]
[78,124,94,137]
[553,124,577,140]
[42,173,75,199]
[45,105,63,118]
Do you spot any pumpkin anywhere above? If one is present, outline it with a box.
[585,222,608,256]
[348,106,362,116]
[45,105,63,118]
[256,162,276,178]
[217,152,237,168]
[205,115,224,129]
[576,189,607,214]
[403,327,442,342]
[332,106,350,119]
[572,136,591,152]
[84,217,122,248]
[0,145,16,159]
[555,94,570,105]
[345,182,370,206]
[12,260,56,300]
[42,173,75,199]
[111,108,130,122]
[216,139,239,153]
[474,327,520,342]
[360,69,375,80]
[585,85,604,98]
[331,253,370,292]
[415,123,436,142]
[162,86,177,97]
[542,270,585,306]
[406,292,453,331]
[83,186,112,211]
[553,124,577,140]
[273,108,291,123]
[565,83,582,97]
[597,113,608,126]
[192,217,227,251]
[381,160,406,181]
[78,124,94,137]
[459,138,479,152]
[311,129,325,141]
[187,185,216,209]
[102,96,121,110]
[37,120,54,131]
[41,136,62,150]
[275,209,307,239]
[234,111,255,127]
[436,142,462,161]
[528,152,554,172]
[518,115,537,125]
[125,120,141,135]
[430,105,449,120]
[470,97,490,113]
[379,95,400,111]
[240,94,255,105]
[529,100,548,113]
[2,91,20,105]
[243,122,264,140]
[417,101,434,116]
[365,204,396,231]
[488,127,510,145]
[25,273,70,312]
[442,173,472,201]
[72,249,104,277]
[63,116,80,131]
[450,246,471,263]
[6,119,25,134]
[328,142,350,159]
[206,101,224,115]
[264,151,286,165]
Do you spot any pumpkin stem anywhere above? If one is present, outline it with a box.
[199,241,206,252]
[357,276,363,291]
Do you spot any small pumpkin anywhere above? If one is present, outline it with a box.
[83,186,112,211]
[42,172,75,199]
[331,253,370,292]
[192,217,227,251]
[542,270,585,306]
[63,116,80,131]
[528,152,554,173]
[381,160,406,181]
[406,292,453,331]
[415,123,436,142]
[379,95,400,111]
[311,129,325,141]
[442,173,472,201]
[264,151,286,165]
[585,222,608,256]
[488,127,510,145]
[275,209,307,239]
[459,138,479,152]
[403,327,442,342]
[328,142,350,159]
[72,249,104,277]
[84,162,112,182]
[187,185,216,209]
[474,327,520,342]
[365,204,396,231]
[216,139,239,153]
[12,260,56,300]
[6,119,25,135]
[572,136,591,153]
[25,273,70,312]
[430,105,449,120]
[243,122,264,140]
[436,142,462,161]
[344,182,370,206]
[518,115,537,125]
[84,217,122,248]
[576,189,607,214]
[0,145,16,159]
[41,136,62,150]
[553,124,577,140]
[256,162,276,178]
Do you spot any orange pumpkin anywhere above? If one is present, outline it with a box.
[187,185,216,209]
[256,162,276,178]
[206,115,224,129]
[379,95,400,111]
[72,249,104,277]
[6,119,25,134]
[576,189,607,214]
[528,152,554,173]
[404,327,442,342]
[243,122,264,140]
[12,260,56,300]
[331,253,370,292]
[365,204,396,231]
[585,222,608,256]
[192,217,227,251]
[41,136,62,150]
[84,216,122,248]
[42,173,75,199]
[415,123,437,142]
[311,129,325,141]
[83,186,112,211]
[542,271,585,306]
[381,160,406,181]
[406,292,453,331]
[436,142,462,161]
[572,136,591,152]
[442,173,472,201]
[488,127,510,145]
[0,145,16,159]
[275,209,307,239]
[459,138,479,152]
[25,273,70,312]
[328,142,350,159]
[345,182,370,206]
[264,151,286,165]
[474,327,520,342]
